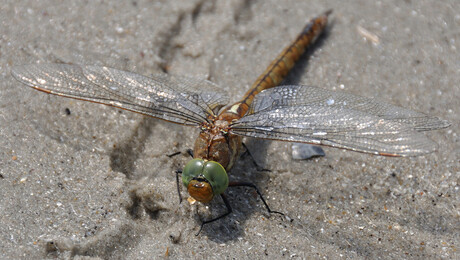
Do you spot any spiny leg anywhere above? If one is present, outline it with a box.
[229,181,284,215]
[196,194,232,236]
[167,148,194,158]
[241,143,271,172]
[195,182,283,235]
[171,149,194,203]
[175,170,183,204]
[167,151,181,158]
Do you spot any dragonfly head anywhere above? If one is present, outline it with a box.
[182,159,228,203]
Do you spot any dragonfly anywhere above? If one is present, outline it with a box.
[11,11,450,234]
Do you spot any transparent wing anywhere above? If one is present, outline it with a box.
[11,64,229,126]
[246,85,450,131]
[230,85,450,156]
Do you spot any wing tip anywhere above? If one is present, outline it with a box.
[11,65,51,93]
[383,140,439,157]
[11,65,25,80]
[438,119,452,129]
[416,118,451,131]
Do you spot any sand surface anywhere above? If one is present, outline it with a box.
[0,0,458,259]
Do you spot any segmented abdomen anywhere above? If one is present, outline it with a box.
[219,11,330,120]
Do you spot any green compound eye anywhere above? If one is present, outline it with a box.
[182,159,229,198]
[182,159,204,187]
[201,160,228,195]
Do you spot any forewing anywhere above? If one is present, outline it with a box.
[231,85,450,156]
[11,64,229,126]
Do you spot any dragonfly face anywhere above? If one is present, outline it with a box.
[182,159,229,203]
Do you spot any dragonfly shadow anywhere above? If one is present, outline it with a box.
[109,117,156,179]
[200,138,273,241]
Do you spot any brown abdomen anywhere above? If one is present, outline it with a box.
[219,11,330,120]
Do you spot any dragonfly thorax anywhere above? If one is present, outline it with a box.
[194,119,242,170]
[214,119,230,134]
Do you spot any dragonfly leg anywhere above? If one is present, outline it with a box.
[241,143,271,172]
[175,170,183,204]
[167,149,193,158]
[196,194,232,236]
[228,181,284,216]
[167,151,181,158]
